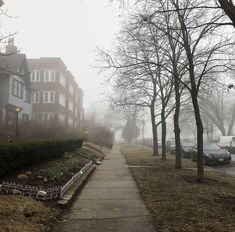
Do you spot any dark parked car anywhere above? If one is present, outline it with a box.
[190,143,231,165]
[182,142,195,158]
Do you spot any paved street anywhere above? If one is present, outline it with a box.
[211,154,235,177]
[57,145,155,232]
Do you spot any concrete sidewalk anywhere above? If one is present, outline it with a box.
[58,145,155,232]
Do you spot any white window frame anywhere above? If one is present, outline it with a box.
[36,70,40,82]
[33,92,40,103]
[43,91,55,103]
[45,70,50,82]
[50,92,55,103]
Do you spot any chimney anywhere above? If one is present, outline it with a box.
[6,37,18,54]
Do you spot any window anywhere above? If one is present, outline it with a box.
[45,70,50,82]
[42,70,56,82]
[33,92,40,103]
[50,92,54,103]
[51,70,55,82]
[43,91,55,103]
[12,79,23,98]
[36,70,40,82]
[44,92,49,103]
[31,70,40,82]
[59,93,65,106]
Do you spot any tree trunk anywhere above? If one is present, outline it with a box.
[150,105,158,156]
[191,92,204,181]
[161,110,167,160]
[174,78,182,169]
[155,124,159,155]
[218,0,235,28]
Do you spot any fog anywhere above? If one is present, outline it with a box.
[0,0,121,107]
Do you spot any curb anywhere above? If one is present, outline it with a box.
[57,164,96,207]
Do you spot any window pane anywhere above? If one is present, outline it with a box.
[44,92,48,103]
[45,71,49,81]
[14,80,18,96]
[36,71,40,81]
[18,83,23,98]
[50,92,54,103]
[51,70,55,82]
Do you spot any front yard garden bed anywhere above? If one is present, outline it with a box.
[0,147,104,200]
[0,144,105,232]
[122,144,235,232]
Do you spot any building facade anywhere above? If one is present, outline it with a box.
[27,57,83,129]
[0,40,32,135]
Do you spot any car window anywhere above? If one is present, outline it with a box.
[203,143,220,150]
[183,143,194,148]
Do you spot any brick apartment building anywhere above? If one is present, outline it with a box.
[27,57,84,129]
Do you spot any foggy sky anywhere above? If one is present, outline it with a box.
[0,0,121,108]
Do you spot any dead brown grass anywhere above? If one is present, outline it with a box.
[0,195,58,232]
[122,144,235,232]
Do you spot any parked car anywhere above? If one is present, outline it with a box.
[181,142,195,158]
[217,136,235,153]
[190,143,231,165]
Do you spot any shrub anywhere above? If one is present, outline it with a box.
[0,139,83,178]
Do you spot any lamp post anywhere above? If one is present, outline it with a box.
[15,107,22,140]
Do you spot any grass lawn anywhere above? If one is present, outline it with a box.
[122,144,235,232]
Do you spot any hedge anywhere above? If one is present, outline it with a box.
[0,139,83,178]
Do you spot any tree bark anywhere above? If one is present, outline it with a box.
[174,77,182,169]
[175,3,205,181]
[150,104,159,156]
[218,0,235,28]
[161,110,167,160]
[192,94,204,181]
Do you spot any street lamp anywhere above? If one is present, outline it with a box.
[15,107,22,140]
